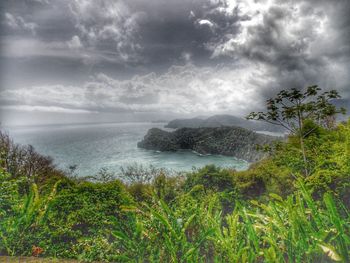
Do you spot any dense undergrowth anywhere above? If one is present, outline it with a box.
[0,119,350,262]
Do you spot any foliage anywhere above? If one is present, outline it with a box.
[41,180,134,258]
[184,165,235,193]
[114,195,219,262]
[112,180,350,262]
[0,172,59,256]
[119,163,165,184]
[233,159,294,199]
[247,85,346,176]
[153,172,185,203]
[0,165,134,259]
[246,86,345,133]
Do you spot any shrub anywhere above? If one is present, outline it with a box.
[0,131,66,192]
[184,165,235,193]
[153,172,185,203]
[41,180,134,258]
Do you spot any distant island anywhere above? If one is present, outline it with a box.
[138,126,279,162]
[164,114,285,132]
[151,120,168,123]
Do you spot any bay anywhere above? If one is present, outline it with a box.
[3,122,249,176]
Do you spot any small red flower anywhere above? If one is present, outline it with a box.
[32,245,44,257]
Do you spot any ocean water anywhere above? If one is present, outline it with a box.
[3,122,249,176]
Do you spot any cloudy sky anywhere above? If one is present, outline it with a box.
[0,0,349,125]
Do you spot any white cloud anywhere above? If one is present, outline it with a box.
[1,105,94,114]
[2,1,146,64]
[0,63,269,116]
[67,35,83,50]
[1,37,119,65]
[204,0,331,61]
[194,0,350,100]
[4,13,19,29]
[4,12,37,35]
[197,19,215,27]
[181,52,192,62]
[189,10,196,19]
[69,0,145,62]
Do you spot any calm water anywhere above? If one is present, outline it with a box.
[3,122,249,176]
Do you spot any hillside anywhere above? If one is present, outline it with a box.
[165,114,285,132]
[138,126,278,162]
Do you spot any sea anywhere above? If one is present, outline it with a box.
[3,122,249,177]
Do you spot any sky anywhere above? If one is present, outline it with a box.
[0,0,349,125]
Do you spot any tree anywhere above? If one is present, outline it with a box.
[246,85,346,176]
[0,130,63,185]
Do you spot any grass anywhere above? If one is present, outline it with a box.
[115,180,350,262]
[0,257,79,262]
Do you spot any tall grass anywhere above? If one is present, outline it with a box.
[118,181,350,262]
[0,180,59,256]
[1,173,349,262]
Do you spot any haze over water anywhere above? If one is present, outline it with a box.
[4,122,249,177]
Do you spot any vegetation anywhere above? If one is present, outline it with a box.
[0,87,349,262]
[247,85,346,176]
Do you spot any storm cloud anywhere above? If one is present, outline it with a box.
[0,0,349,125]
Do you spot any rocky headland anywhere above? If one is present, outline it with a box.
[137,126,279,162]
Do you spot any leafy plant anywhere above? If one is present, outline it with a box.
[247,86,346,176]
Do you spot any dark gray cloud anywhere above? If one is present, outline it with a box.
[203,0,350,101]
[0,0,234,68]
[0,0,349,125]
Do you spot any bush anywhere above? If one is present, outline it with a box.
[42,180,134,258]
[153,172,185,203]
[184,165,235,193]
[0,131,66,192]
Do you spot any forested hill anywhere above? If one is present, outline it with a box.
[165,114,285,132]
[138,126,279,162]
